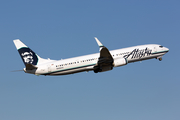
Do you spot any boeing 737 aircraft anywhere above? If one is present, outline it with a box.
[13,38,169,76]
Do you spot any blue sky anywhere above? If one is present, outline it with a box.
[0,0,180,120]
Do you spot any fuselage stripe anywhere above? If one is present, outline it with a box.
[151,50,168,55]
[43,63,96,75]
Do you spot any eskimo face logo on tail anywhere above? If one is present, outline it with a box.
[18,48,38,65]
[124,47,152,59]
[21,52,34,64]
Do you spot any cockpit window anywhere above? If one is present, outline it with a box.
[159,45,163,48]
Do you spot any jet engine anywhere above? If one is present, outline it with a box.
[113,58,128,67]
[94,58,128,73]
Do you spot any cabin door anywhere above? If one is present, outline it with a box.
[47,64,51,72]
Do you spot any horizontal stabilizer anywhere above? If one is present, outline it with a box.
[26,63,38,70]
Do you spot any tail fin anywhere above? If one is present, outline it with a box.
[13,39,53,66]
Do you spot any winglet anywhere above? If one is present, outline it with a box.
[94,37,104,47]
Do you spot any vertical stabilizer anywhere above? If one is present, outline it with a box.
[13,39,54,66]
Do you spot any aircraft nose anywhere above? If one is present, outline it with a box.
[164,47,169,52]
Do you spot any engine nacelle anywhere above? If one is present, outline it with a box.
[113,58,128,67]
[94,58,128,73]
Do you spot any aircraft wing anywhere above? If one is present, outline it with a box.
[98,47,113,65]
[94,38,114,72]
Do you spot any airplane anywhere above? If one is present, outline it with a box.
[13,38,169,76]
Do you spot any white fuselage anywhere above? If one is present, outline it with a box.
[25,44,169,76]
